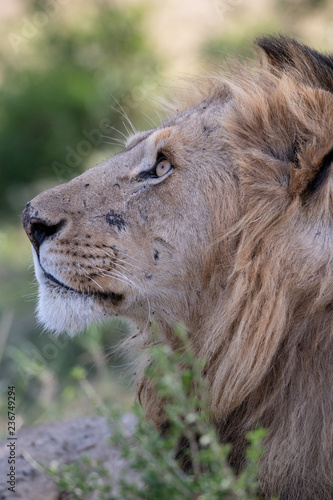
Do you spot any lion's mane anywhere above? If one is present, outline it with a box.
[139,37,333,499]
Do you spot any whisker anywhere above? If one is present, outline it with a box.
[93,268,133,289]
[105,360,138,368]
[104,260,134,276]
[104,247,144,266]
[103,268,152,330]
[102,135,126,145]
[105,125,128,141]
[122,120,132,139]
[141,111,157,128]
[103,141,125,148]
[154,109,165,122]
[83,256,153,332]
[113,256,146,274]
[76,262,104,291]
[104,269,137,289]
[112,96,137,135]
[76,263,90,276]
[88,276,104,291]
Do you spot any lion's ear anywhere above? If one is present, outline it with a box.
[289,146,333,199]
[284,84,333,198]
[256,35,333,93]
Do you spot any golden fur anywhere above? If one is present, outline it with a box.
[22,36,333,498]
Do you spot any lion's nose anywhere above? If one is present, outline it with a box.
[22,202,65,253]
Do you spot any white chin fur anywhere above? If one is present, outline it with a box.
[32,248,104,336]
[37,284,104,336]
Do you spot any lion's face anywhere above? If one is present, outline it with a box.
[22,99,238,334]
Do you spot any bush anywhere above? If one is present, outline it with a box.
[47,325,273,499]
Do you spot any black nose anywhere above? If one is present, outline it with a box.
[22,203,65,253]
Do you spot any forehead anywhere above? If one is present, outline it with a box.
[125,97,224,152]
[126,127,171,151]
[124,128,174,170]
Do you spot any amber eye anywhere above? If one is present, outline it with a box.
[137,155,174,181]
[155,158,173,177]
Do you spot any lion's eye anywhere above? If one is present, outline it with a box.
[155,158,172,177]
[137,154,173,181]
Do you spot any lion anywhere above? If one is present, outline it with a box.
[22,36,333,498]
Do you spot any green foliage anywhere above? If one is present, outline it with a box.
[45,326,272,499]
[46,456,111,500]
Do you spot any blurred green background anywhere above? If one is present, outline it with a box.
[0,0,332,435]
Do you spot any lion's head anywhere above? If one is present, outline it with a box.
[23,36,333,498]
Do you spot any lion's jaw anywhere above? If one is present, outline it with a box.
[31,246,108,335]
[23,107,236,336]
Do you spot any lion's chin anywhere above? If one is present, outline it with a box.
[32,248,105,336]
[36,282,105,336]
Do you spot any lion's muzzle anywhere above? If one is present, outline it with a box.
[22,201,66,255]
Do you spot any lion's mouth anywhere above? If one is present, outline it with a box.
[42,268,124,302]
